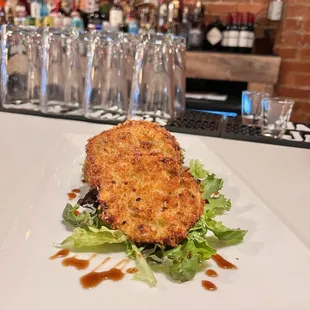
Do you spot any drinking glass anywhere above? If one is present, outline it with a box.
[128,34,174,125]
[241,91,270,127]
[84,32,128,120]
[122,33,139,100]
[169,35,186,117]
[1,25,42,110]
[261,97,294,138]
[41,28,83,115]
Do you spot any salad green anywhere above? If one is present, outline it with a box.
[59,159,247,286]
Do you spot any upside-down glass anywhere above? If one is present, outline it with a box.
[241,91,270,127]
[128,34,174,125]
[41,28,82,115]
[261,97,295,138]
[170,35,186,117]
[84,32,128,120]
[1,25,42,110]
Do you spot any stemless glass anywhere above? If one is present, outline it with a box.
[241,91,270,127]
[1,25,42,110]
[128,34,174,125]
[261,97,295,138]
[84,32,128,120]
[169,35,186,117]
[41,28,83,115]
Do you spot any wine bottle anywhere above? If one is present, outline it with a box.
[238,13,248,54]
[204,16,224,51]
[246,13,255,54]
[227,12,238,53]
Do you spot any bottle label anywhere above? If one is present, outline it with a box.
[16,5,27,18]
[221,30,228,47]
[268,1,283,21]
[227,30,238,47]
[238,30,248,48]
[206,27,222,46]
[188,28,202,47]
[247,32,254,48]
[128,21,139,34]
[31,2,42,18]
[110,10,123,26]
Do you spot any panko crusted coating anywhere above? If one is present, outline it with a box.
[85,120,182,187]
[84,120,204,246]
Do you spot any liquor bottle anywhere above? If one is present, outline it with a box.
[166,1,174,34]
[221,14,231,52]
[7,7,14,24]
[246,13,255,54]
[172,0,181,23]
[204,16,224,51]
[178,6,190,48]
[126,0,139,34]
[0,6,6,30]
[237,13,247,54]
[60,0,72,16]
[50,0,64,27]
[31,0,42,18]
[87,11,103,30]
[16,0,29,18]
[226,12,238,53]
[99,0,110,22]
[109,0,123,28]
[188,0,204,50]
[41,0,48,17]
[157,0,168,33]
[71,1,84,30]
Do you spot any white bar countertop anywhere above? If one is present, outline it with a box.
[0,112,309,249]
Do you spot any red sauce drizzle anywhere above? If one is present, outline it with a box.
[126,267,138,274]
[71,188,80,193]
[80,268,125,289]
[62,254,96,270]
[67,192,77,200]
[212,254,237,270]
[205,269,218,277]
[202,280,217,291]
[49,249,70,260]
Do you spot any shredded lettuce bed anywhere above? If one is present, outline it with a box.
[59,159,247,287]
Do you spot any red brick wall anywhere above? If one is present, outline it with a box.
[185,0,310,123]
[274,1,310,123]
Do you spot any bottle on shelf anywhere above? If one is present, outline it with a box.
[172,0,182,24]
[0,6,6,30]
[237,13,248,54]
[166,1,175,33]
[6,7,14,24]
[246,13,255,54]
[109,0,123,30]
[71,1,84,31]
[126,0,139,34]
[30,0,42,18]
[187,0,205,50]
[157,0,168,33]
[178,6,190,48]
[50,0,64,27]
[226,12,239,53]
[99,0,110,22]
[204,16,224,51]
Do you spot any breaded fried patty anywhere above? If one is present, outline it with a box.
[85,120,182,187]
[97,155,204,247]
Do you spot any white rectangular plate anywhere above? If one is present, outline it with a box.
[1,132,310,310]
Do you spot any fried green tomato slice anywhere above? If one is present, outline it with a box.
[97,155,204,247]
[84,120,182,188]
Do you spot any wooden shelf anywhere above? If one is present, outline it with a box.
[185,51,281,93]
